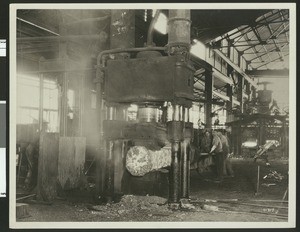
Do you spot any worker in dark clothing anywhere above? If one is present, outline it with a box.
[24,139,39,191]
[217,131,234,177]
[210,131,224,181]
[195,129,214,174]
[200,130,212,153]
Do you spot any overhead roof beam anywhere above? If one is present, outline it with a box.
[17,17,60,36]
[212,67,234,85]
[245,69,289,77]
[254,53,289,69]
[245,28,267,69]
[213,49,258,88]
[263,15,284,61]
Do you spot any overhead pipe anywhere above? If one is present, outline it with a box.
[168,10,191,53]
[17,34,108,43]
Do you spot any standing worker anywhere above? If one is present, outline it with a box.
[217,131,234,177]
[210,131,224,181]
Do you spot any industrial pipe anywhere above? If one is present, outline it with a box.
[17,34,108,43]
[169,141,181,203]
[168,10,191,50]
[96,46,166,68]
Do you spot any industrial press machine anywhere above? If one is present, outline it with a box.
[96,10,195,207]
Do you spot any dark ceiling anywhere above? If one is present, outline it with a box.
[17,9,288,71]
[190,9,270,43]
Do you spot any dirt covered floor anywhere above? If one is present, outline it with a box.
[17,158,289,222]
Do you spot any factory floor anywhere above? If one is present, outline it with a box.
[17,158,289,223]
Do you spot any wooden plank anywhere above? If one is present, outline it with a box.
[37,133,59,201]
[58,137,86,190]
[16,203,30,219]
[114,141,124,194]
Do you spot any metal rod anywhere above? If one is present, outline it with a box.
[173,105,180,121]
[17,34,107,43]
[167,102,173,121]
[184,107,189,122]
[179,106,183,121]
[16,194,36,201]
[169,141,180,203]
[181,140,189,198]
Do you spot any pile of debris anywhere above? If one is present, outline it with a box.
[89,195,171,218]
[263,170,284,182]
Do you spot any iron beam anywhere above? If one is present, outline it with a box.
[204,70,213,127]
[245,69,289,77]
[213,49,258,88]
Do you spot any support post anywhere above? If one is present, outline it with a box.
[170,141,181,204]
[204,69,213,128]
[39,73,44,133]
[167,105,184,207]
[181,121,192,199]
[95,70,104,200]
[226,84,233,122]
[237,74,244,114]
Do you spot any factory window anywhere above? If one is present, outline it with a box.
[144,9,147,22]
[91,90,96,109]
[190,103,204,129]
[190,39,206,60]
[17,74,59,132]
[152,9,168,34]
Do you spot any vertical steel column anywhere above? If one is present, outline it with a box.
[226,84,233,122]
[39,73,44,133]
[60,72,68,136]
[236,76,243,156]
[170,140,181,203]
[226,43,233,122]
[237,75,244,114]
[181,107,192,199]
[95,68,104,199]
[205,69,213,128]
[282,119,288,157]
[103,106,116,202]
[168,104,183,205]
[167,10,192,207]
[114,105,127,194]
